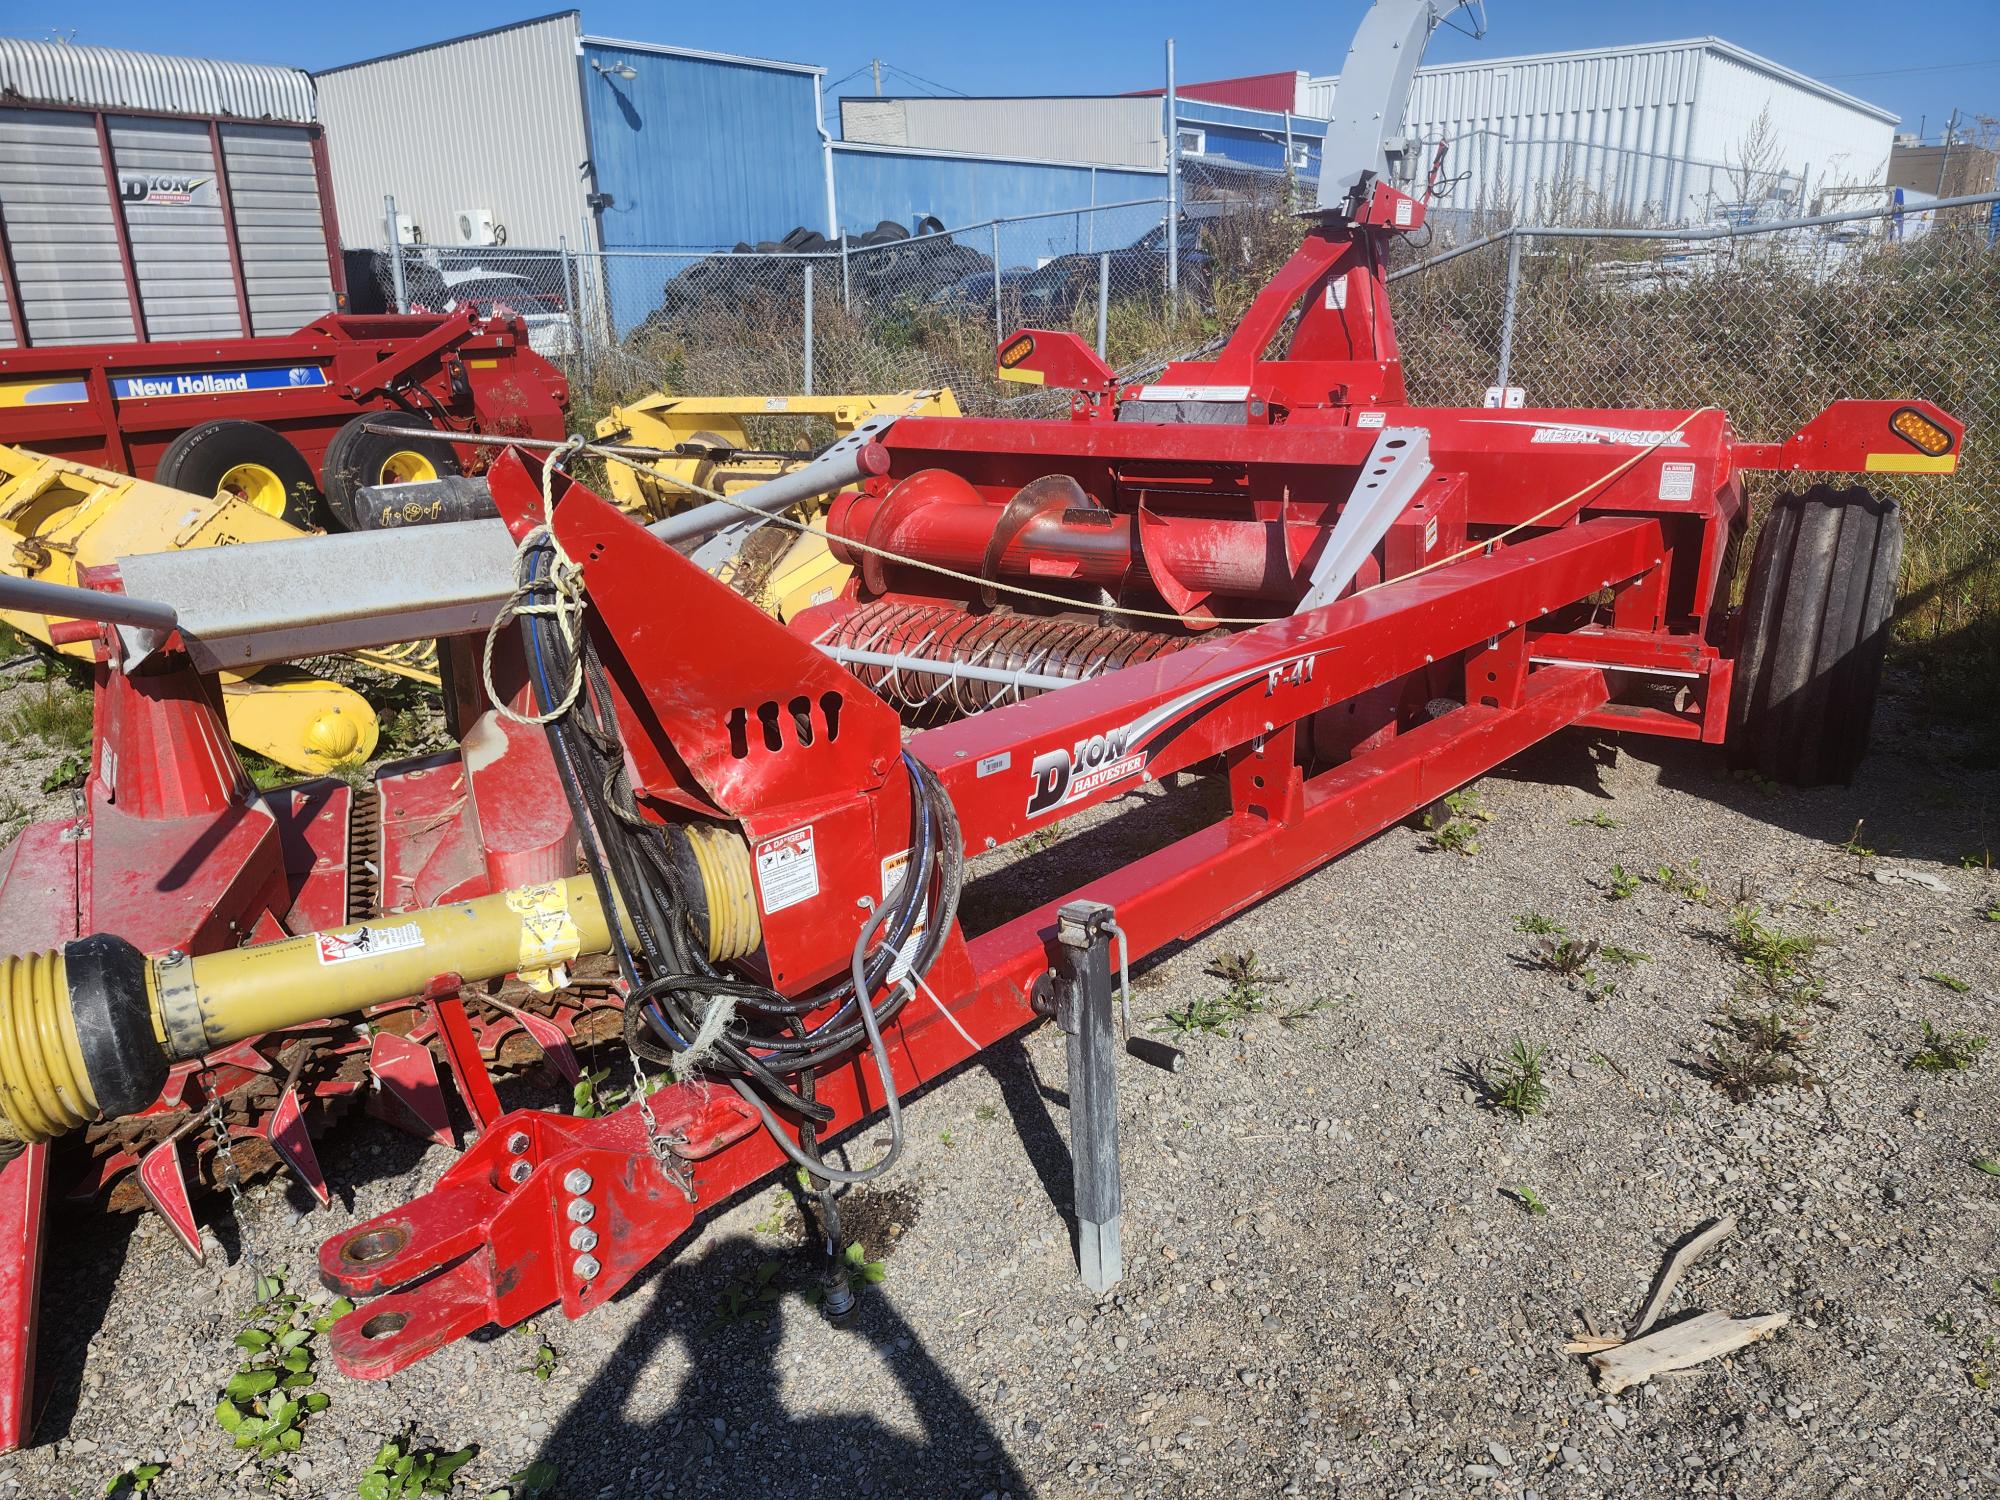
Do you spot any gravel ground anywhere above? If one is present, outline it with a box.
[3,670,1997,1500]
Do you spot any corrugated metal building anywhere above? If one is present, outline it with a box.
[0,38,339,346]
[841,96,1164,170]
[831,141,1162,238]
[1305,38,1898,221]
[578,36,829,251]
[315,13,595,251]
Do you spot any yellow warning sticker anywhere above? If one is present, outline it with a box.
[506,881,581,991]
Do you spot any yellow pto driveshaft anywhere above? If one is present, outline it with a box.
[0,875,623,1148]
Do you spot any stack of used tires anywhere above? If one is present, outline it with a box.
[642,220,994,333]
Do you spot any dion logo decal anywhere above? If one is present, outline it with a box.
[1023,654,1318,818]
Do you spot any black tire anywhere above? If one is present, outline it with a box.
[320,413,462,531]
[153,420,317,529]
[1727,485,1901,786]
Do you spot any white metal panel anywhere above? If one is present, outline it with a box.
[0,38,314,122]
[219,124,335,336]
[840,97,1164,170]
[110,116,242,339]
[1688,49,1895,207]
[313,13,593,249]
[0,108,134,344]
[1309,37,1891,223]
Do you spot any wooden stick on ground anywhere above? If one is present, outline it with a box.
[1629,1214,1738,1339]
[1590,1310,1789,1394]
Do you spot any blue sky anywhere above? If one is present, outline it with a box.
[14,0,2000,138]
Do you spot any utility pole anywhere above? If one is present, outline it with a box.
[1937,108,1961,197]
[1165,38,1179,312]
[871,59,882,97]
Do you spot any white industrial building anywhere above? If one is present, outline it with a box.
[1311,38,1899,223]
[847,36,1898,226]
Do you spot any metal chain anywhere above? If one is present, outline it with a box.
[627,1047,696,1203]
[202,1067,260,1273]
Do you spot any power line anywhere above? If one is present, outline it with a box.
[881,62,967,98]
[1822,57,2000,82]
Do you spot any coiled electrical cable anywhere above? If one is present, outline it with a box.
[510,506,963,1182]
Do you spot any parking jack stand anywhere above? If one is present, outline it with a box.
[1055,900,1122,1294]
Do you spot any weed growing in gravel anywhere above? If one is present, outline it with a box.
[1158,950,1287,1038]
[1726,905,1827,1003]
[213,1272,348,1479]
[1962,848,1992,872]
[1969,1339,1996,1391]
[715,1259,787,1326]
[489,1462,560,1500]
[0,679,92,750]
[1017,827,1059,855]
[1974,1157,2000,1177]
[1509,1185,1550,1216]
[1925,972,1973,994]
[1651,860,1711,902]
[1570,810,1619,829]
[1425,816,1481,856]
[39,750,86,794]
[1444,788,1492,823]
[104,1461,165,1496]
[1515,913,1565,936]
[1605,864,1641,900]
[1530,935,1599,979]
[1908,1021,1990,1075]
[1982,902,2000,924]
[1278,994,1343,1028]
[571,1065,665,1118]
[1701,1008,1819,1102]
[974,1103,999,1122]
[358,1429,474,1499]
[515,1327,556,1382]
[1835,821,1877,870]
[1483,1040,1551,1120]
[1599,945,1652,967]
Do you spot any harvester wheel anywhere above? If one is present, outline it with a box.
[321,413,462,531]
[154,420,317,529]
[1727,484,1901,787]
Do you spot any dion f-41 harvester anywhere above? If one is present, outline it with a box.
[0,0,1962,1441]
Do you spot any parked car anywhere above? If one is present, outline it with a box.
[929,210,1222,321]
[412,269,575,358]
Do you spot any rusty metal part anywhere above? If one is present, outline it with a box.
[821,600,1191,722]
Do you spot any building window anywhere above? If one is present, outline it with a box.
[1176,127,1205,158]
[1289,141,1312,171]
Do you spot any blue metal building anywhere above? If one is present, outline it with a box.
[578,36,831,252]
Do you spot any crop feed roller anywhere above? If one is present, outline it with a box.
[0,0,1966,1439]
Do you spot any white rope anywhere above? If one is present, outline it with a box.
[670,995,739,1080]
[485,434,591,725]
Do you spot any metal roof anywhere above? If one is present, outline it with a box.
[1308,37,1897,127]
[0,36,316,121]
[580,34,822,77]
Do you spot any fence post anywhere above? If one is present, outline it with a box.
[991,222,1003,349]
[557,236,586,384]
[1165,37,1180,317]
[840,234,851,312]
[1495,232,1526,395]
[1097,252,1111,360]
[803,263,815,396]
[383,195,407,314]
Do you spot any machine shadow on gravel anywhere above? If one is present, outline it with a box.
[529,1231,1028,1498]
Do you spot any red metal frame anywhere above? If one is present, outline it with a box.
[0,148,1968,1430]
[0,310,569,491]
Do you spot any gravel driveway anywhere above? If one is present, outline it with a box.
[3,672,1996,1500]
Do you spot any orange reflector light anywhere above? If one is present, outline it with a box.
[1889,407,1954,457]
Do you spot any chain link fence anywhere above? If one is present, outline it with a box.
[345,185,2000,612]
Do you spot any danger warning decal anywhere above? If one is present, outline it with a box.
[316,923,424,965]
[754,826,820,914]
[1025,654,1317,818]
